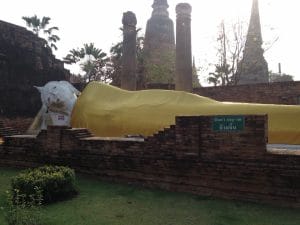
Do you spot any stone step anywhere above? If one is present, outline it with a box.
[146,125,176,141]
[74,134,92,138]
[73,131,92,135]
[69,128,93,139]
[0,128,20,136]
[0,120,20,137]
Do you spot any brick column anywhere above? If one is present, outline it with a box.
[121,11,137,91]
[175,116,200,155]
[46,126,70,154]
[175,3,192,92]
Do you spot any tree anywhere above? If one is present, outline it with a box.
[192,57,201,87]
[144,50,175,84]
[22,15,60,51]
[108,36,145,88]
[208,20,246,86]
[106,42,122,86]
[64,43,108,83]
[208,63,231,86]
[269,72,294,82]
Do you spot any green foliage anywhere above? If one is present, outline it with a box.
[11,166,77,204]
[208,63,232,86]
[22,15,60,51]
[22,15,49,35]
[4,187,44,225]
[269,72,294,82]
[108,36,145,87]
[208,20,246,86]
[106,42,123,86]
[1,168,300,225]
[64,43,108,83]
[192,57,201,87]
[144,50,175,84]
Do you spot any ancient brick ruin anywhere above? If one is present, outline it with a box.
[145,81,300,105]
[0,20,69,118]
[137,0,271,89]
[236,0,269,84]
[0,115,299,207]
[194,81,300,105]
[175,3,193,92]
[0,2,299,209]
[144,0,176,84]
[121,12,137,91]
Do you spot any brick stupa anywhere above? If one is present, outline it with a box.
[144,0,175,84]
[237,0,269,84]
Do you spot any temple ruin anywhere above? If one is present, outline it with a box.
[1,2,300,209]
[0,20,69,117]
[237,0,269,84]
[144,0,175,84]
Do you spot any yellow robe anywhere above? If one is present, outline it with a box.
[71,82,300,144]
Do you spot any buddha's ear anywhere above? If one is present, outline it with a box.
[34,86,43,93]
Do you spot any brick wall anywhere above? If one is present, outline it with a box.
[194,81,300,105]
[0,117,34,134]
[0,20,69,117]
[141,81,300,105]
[0,115,299,207]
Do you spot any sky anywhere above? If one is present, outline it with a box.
[1,0,300,86]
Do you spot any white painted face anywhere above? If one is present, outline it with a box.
[35,81,80,117]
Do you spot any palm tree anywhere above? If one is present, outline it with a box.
[22,15,60,50]
[64,43,108,82]
[44,27,60,51]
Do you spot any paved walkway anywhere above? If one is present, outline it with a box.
[267,144,300,155]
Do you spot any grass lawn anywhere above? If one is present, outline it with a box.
[0,167,299,225]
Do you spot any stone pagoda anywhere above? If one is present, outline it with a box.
[237,0,269,84]
[144,0,175,84]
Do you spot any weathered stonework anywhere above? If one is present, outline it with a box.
[0,20,69,117]
[1,115,300,207]
[145,81,300,105]
[121,12,137,91]
[144,0,175,84]
[0,117,33,136]
[237,0,269,84]
[175,3,193,92]
[194,81,300,105]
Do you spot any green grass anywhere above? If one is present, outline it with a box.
[0,167,299,225]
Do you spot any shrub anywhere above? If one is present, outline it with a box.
[11,165,77,204]
[5,187,44,225]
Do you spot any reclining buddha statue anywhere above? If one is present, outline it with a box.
[30,81,300,145]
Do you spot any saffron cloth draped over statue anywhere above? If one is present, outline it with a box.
[71,82,300,145]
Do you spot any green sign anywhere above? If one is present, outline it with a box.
[213,116,245,132]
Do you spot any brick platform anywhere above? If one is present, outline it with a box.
[0,115,299,207]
